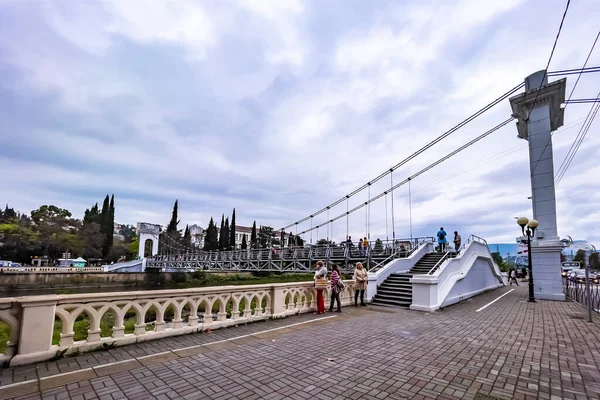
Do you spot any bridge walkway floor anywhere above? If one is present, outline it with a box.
[2,285,600,400]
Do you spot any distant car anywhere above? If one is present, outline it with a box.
[561,266,577,277]
[568,269,599,284]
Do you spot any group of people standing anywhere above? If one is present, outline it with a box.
[436,227,462,253]
[313,260,367,314]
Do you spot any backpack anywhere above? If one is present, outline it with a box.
[439,231,445,240]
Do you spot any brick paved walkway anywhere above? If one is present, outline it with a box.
[2,285,600,400]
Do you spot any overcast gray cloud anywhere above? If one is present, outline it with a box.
[0,0,599,247]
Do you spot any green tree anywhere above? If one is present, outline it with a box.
[241,234,247,250]
[183,224,191,247]
[258,226,275,248]
[491,252,508,271]
[130,235,140,258]
[100,195,111,257]
[166,200,180,237]
[250,221,257,249]
[203,218,219,251]
[574,249,587,267]
[590,252,600,270]
[79,222,103,260]
[218,215,225,250]
[223,217,230,250]
[229,208,236,249]
[108,194,115,251]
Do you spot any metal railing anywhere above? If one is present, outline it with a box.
[427,252,451,275]
[147,237,435,272]
[563,275,600,319]
[426,234,488,275]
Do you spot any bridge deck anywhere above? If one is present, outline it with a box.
[2,286,599,400]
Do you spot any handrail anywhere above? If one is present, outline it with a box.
[427,251,450,275]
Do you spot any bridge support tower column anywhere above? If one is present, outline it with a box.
[137,223,161,259]
[509,71,566,301]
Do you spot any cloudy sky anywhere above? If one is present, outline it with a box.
[1,0,599,246]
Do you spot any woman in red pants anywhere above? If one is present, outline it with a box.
[314,260,328,314]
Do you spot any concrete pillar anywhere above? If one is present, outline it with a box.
[509,71,566,301]
[11,299,57,366]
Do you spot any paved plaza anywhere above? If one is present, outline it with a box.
[1,285,600,400]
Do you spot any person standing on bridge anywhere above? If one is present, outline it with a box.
[314,260,327,314]
[437,227,448,252]
[329,264,342,312]
[453,231,462,254]
[353,262,367,306]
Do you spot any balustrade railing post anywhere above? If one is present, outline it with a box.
[585,267,593,322]
[10,298,57,366]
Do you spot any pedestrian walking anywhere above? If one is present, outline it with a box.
[509,268,519,286]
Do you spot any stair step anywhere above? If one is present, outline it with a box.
[377,289,412,296]
[374,293,412,302]
[371,298,411,307]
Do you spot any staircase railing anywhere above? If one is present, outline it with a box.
[427,252,451,275]
[368,237,434,272]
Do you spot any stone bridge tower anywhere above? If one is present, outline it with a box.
[509,71,566,301]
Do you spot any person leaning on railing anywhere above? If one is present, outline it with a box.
[313,260,328,315]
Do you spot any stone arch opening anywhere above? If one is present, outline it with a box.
[144,239,154,258]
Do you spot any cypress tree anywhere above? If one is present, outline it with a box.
[108,194,115,251]
[101,195,110,257]
[167,200,179,236]
[218,215,225,250]
[183,224,191,247]
[224,217,230,250]
[241,234,247,250]
[229,208,236,250]
[250,221,257,249]
[203,218,218,251]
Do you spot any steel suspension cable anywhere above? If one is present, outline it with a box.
[295,118,514,236]
[277,82,525,232]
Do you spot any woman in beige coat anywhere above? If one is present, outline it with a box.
[353,262,367,306]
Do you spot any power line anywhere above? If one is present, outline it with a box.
[278,82,525,232]
[555,93,600,185]
[530,29,597,176]
[295,118,514,236]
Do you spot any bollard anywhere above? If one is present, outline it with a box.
[585,267,593,322]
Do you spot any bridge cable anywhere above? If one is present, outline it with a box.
[408,177,413,240]
[367,184,371,241]
[530,30,599,176]
[384,193,389,242]
[555,94,600,185]
[294,117,514,236]
[278,82,525,232]
[390,172,396,241]
[523,0,570,123]
[547,65,600,76]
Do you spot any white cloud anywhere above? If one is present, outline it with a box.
[0,0,599,248]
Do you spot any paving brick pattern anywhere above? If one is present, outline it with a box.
[3,285,600,400]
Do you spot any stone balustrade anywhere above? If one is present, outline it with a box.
[0,266,105,273]
[0,280,355,367]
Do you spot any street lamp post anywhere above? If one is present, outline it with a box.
[517,216,539,303]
